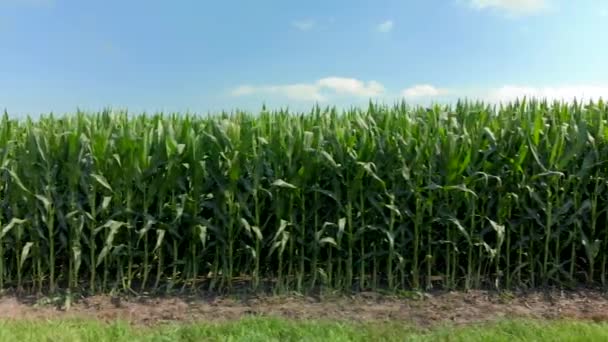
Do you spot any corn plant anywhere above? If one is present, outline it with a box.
[0,99,607,294]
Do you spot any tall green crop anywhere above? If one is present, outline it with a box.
[0,99,607,294]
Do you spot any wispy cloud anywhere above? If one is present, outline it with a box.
[376,20,394,33]
[484,85,608,103]
[317,77,385,97]
[232,77,385,102]
[291,19,315,31]
[401,83,608,103]
[232,84,325,101]
[468,0,549,16]
[234,80,607,104]
[401,85,449,98]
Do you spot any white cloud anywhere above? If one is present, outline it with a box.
[231,85,257,97]
[292,19,315,31]
[376,20,394,33]
[468,0,548,16]
[231,77,385,101]
[232,84,325,101]
[401,84,448,98]
[399,84,608,104]
[318,77,385,97]
[485,85,608,102]
[233,81,607,104]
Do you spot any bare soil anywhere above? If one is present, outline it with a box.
[1,289,608,327]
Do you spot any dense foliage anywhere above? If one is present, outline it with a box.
[1,99,607,294]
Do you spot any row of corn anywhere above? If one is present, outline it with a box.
[0,99,607,294]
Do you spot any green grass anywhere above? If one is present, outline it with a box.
[1,318,608,341]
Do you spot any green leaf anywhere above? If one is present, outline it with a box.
[251,225,263,241]
[1,218,27,239]
[35,194,52,212]
[357,162,385,187]
[154,229,166,253]
[271,179,297,190]
[447,217,471,245]
[444,184,478,198]
[91,173,113,192]
[276,219,289,237]
[72,246,82,275]
[20,242,34,269]
[138,217,156,239]
[383,229,395,248]
[487,218,505,247]
[101,196,112,211]
[112,153,121,167]
[483,127,496,144]
[582,232,601,262]
[527,136,547,172]
[197,225,208,248]
[338,217,346,239]
[319,150,339,169]
[96,246,110,267]
[240,217,252,235]
[311,188,339,203]
[268,229,290,258]
[176,144,186,155]
[4,168,30,194]
[385,204,402,218]
[319,237,337,247]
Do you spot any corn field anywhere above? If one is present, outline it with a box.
[1,99,608,294]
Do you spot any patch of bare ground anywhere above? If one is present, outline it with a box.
[1,289,608,327]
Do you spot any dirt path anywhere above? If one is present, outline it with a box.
[1,289,608,327]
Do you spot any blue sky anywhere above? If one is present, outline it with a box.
[1,0,607,115]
